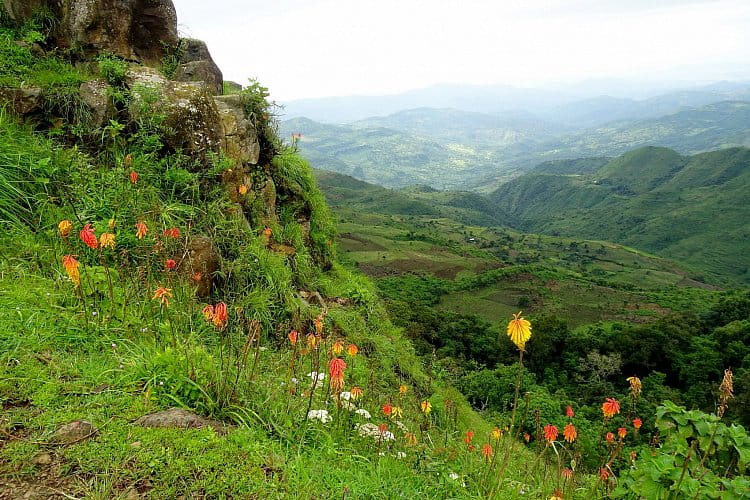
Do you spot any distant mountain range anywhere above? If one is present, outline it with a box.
[281,80,750,125]
[283,99,750,190]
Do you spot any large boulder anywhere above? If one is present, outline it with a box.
[173,38,223,96]
[1,0,45,20]
[126,66,223,163]
[2,0,178,65]
[79,79,115,128]
[214,94,260,166]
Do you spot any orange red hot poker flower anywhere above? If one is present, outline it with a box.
[152,287,172,306]
[563,423,577,443]
[80,224,98,249]
[543,424,558,443]
[288,330,299,345]
[62,255,80,287]
[602,398,621,419]
[329,357,347,391]
[212,302,228,329]
[163,227,180,239]
[135,220,148,239]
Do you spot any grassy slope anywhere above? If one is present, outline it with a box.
[315,169,719,329]
[0,32,549,497]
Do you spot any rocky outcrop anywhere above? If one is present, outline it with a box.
[126,67,223,163]
[174,38,223,96]
[2,0,178,65]
[214,95,260,166]
[1,0,45,20]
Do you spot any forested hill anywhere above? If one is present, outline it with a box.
[490,146,750,285]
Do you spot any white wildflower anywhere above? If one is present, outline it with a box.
[307,371,325,389]
[449,473,460,480]
[395,452,406,459]
[340,401,356,411]
[306,409,332,423]
[394,420,409,433]
[339,391,352,400]
[354,408,371,419]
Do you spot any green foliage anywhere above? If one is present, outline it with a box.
[614,402,750,499]
[97,53,128,86]
[160,41,184,79]
[239,79,281,162]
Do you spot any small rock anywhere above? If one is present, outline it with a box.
[124,488,141,500]
[130,441,141,448]
[135,408,231,435]
[0,87,43,116]
[54,420,97,444]
[31,453,52,465]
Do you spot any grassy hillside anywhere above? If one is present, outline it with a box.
[490,146,750,286]
[2,8,749,499]
[540,101,750,161]
[315,170,750,499]
[0,18,548,497]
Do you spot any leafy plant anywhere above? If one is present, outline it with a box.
[97,53,128,87]
[614,401,750,499]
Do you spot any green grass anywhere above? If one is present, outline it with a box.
[0,100,563,497]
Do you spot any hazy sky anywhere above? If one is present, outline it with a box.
[171,0,750,101]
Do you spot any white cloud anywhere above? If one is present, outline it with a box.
[172,0,750,100]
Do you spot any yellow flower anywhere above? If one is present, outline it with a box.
[492,427,502,440]
[507,311,532,350]
[108,218,116,230]
[405,432,417,446]
[238,184,248,195]
[332,340,344,355]
[399,384,408,395]
[58,220,73,238]
[350,386,363,400]
[391,406,403,419]
[626,376,642,397]
[99,232,116,249]
[420,400,432,415]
